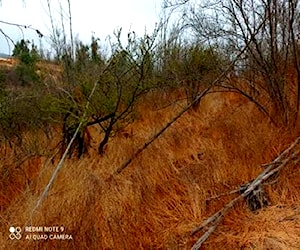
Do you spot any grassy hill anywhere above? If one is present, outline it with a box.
[1,1,300,248]
[0,86,299,249]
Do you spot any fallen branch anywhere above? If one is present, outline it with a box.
[111,44,251,177]
[190,136,300,250]
[110,20,268,178]
[113,86,211,176]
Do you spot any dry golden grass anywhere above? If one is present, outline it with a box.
[0,89,300,249]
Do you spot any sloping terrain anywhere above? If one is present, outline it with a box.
[0,90,299,249]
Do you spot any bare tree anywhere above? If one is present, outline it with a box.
[67,0,74,60]
[60,28,159,157]
[168,0,300,126]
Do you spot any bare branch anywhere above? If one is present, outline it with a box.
[163,0,190,9]
[0,19,43,38]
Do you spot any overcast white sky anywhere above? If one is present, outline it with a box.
[0,0,164,55]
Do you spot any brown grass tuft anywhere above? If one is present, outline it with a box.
[0,90,299,249]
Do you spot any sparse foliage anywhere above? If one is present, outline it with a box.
[60,30,158,156]
[160,40,224,108]
[168,0,300,125]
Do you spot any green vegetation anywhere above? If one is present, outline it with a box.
[12,39,40,85]
[1,2,300,249]
[1,0,300,159]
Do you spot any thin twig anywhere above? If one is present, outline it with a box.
[0,19,43,37]
[205,188,240,202]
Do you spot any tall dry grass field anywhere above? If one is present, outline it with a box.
[0,90,300,249]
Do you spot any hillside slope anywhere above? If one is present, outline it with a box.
[0,90,299,249]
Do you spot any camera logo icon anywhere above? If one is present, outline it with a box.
[9,226,22,240]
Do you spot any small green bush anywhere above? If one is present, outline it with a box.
[13,39,40,85]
